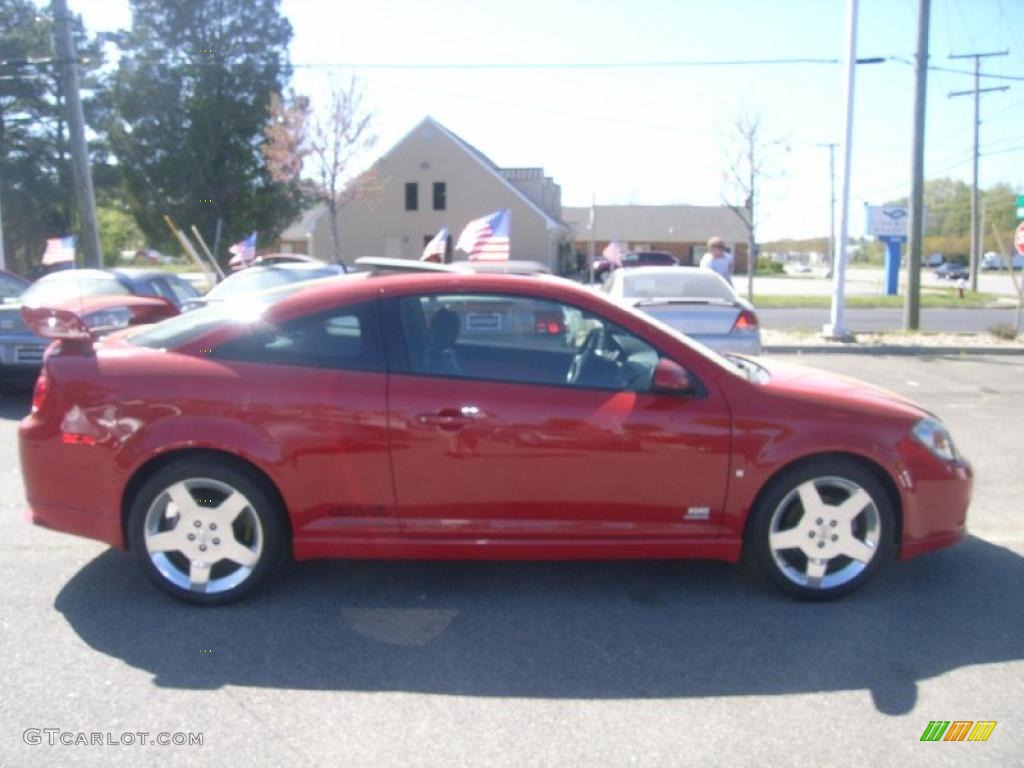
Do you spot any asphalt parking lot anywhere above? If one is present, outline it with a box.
[0,351,1021,768]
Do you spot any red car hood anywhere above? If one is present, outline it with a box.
[755,357,928,420]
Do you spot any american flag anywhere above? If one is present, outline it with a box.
[456,209,510,261]
[421,227,449,262]
[42,236,76,266]
[602,240,624,268]
[228,231,257,268]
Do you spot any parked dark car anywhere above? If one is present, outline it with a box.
[0,268,196,388]
[594,250,680,282]
[933,262,969,280]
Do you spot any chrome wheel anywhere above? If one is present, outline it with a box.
[747,459,895,599]
[768,475,882,591]
[143,477,264,595]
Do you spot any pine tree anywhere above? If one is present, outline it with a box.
[107,0,304,259]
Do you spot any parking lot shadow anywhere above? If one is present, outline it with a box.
[55,535,1023,715]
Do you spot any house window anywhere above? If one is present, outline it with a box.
[405,182,418,211]
[432,182,446,211]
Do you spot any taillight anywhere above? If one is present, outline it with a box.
[31,368,50,414]
[732,310,759,332]
[534,311,565,335]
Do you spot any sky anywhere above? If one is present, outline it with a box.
[62,0,1024,242]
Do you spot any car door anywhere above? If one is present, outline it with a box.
[209,299,397,538]
[384,290,733,541]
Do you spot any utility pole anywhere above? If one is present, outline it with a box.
[904,0,930,331]
[823,0,859,341]
[817,143,837,278]
[51,0,101,268]
[948,50,1008,292]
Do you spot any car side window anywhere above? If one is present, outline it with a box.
[397,293,660,392]
[210,300,384,372]
[152,277,197,306]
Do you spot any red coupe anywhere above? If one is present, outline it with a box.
[19,270,972,604]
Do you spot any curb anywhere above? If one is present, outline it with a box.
[764,345,1024,356]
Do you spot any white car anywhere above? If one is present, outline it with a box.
[602,266,762,355]
[981,252,1024,271]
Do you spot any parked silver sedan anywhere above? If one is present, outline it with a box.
[602,266,762,355]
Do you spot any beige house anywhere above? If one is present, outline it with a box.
[273,204,327,255]
[304,117,571,269]
[562,205,751,270]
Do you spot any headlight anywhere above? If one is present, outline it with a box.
[912,417,958,461]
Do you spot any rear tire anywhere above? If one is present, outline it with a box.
[128,459,285,606]
[747,458,896,600]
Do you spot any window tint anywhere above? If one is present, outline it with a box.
[211,300,384,372]
[404,182,418,211]
[398,293,659,392]
[432,182,446,210]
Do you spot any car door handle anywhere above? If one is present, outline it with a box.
[416,406,485,431]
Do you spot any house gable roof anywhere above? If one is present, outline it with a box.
[380,116,567,231]
[280,203,328,241]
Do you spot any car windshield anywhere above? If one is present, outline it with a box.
[622,272,736,301]
[22,274,131,306]
[204,266,341,301]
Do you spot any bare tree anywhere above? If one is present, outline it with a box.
[720,110,789,299]
[307,76,378,264]
[262,75,377,264]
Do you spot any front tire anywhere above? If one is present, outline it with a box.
[747,458,896,600]
[128,459,285,606]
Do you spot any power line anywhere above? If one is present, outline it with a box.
[929,64,1024,81]
[983,144,1024,156]
[289,56,882,71]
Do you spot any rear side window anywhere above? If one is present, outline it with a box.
[210,300,384,372]
[151,277,198,305]
[129,281,318,349]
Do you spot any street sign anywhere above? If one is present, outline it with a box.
[1017,195,1024,221]
[866,205,909,238]
[1015,221,1024,256]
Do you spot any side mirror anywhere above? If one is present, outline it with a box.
[651,358,697,395]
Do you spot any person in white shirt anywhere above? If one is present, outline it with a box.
[699,236,733,285]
